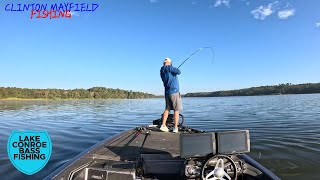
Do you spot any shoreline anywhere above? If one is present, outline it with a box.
[183,93,320,98]
[1,93,320,101]
[0,97,160,101]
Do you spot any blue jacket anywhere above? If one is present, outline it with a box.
[160,65,181,95]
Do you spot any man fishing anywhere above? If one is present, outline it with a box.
[160,57,182,133]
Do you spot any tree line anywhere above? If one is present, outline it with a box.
[185,83,320,97]
[0,87,156,99]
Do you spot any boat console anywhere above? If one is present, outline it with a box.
[138,129,256,180]
[180,130,250,180]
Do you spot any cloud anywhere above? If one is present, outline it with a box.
[316,22,320,28]
[68,11,79,17]
[150,0,158,3]
[214,0,231,8]
[278,9,295,19]
[251,1,278,20]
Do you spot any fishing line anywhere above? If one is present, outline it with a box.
[178,47,215,68]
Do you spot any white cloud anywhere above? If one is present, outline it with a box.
[278,9,295,19]
[316,22,320,28]
[214,0,231,8]
[150,0,158,3]
[251,1,278,20]
[68,11,79,17]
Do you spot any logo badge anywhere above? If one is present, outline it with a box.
[7,130,52,175]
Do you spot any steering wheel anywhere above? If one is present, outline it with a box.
[201,155,237,180]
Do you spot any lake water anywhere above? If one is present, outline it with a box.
[0,94,320,179]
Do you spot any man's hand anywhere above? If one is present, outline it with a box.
[170,66,181,75]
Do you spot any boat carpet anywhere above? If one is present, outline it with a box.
[84,127,181,162]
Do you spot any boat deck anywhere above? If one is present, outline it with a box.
[86,127,181,162]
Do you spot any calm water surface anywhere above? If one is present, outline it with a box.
[0,94,320,179]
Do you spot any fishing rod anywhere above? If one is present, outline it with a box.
[178,47,215,68]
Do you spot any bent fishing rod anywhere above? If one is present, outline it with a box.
[178,47,215,68]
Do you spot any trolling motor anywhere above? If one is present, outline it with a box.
[152,114,205,133]
[152,114,185,127]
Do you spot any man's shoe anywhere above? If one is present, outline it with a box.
[173,127,179,133]
[160,125,169,132]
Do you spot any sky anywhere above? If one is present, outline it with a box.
[0,0,319,95]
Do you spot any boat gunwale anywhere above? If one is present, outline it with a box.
[239,154,280,180]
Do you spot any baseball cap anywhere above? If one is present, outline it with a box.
[164,57,172,63]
